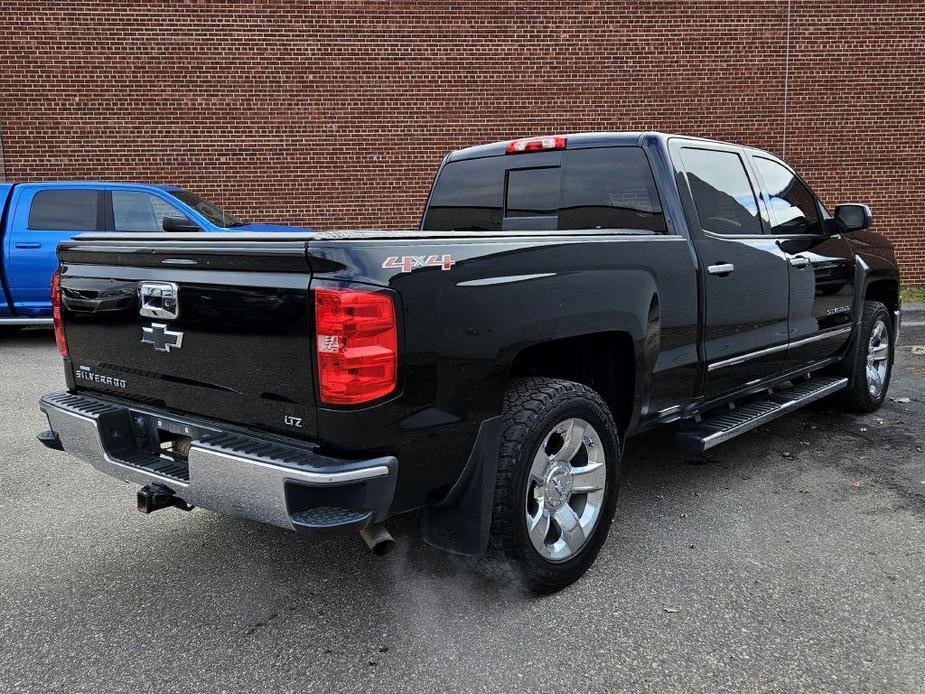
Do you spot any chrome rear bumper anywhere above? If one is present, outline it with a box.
[40,392,396,532]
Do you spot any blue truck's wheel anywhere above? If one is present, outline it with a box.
[481,377,621,593]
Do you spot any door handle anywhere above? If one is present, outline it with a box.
[707,263,735,276]
[788,255,810,268]
[15,242,41,249]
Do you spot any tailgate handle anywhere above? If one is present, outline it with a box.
[15,241,41,249]
[139,281,180,320]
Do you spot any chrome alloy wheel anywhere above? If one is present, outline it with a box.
[866,318,890,398]
[525,417,607,562]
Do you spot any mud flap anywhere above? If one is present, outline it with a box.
[844,256,870,389]
[421,415,504,556]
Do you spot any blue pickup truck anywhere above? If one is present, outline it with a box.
[0,182,312,326]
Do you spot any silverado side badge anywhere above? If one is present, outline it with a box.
[139,281,180,319]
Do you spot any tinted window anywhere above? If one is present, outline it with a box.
[753,157,822,235]
[506,167,559,217]
[559,147,665,231]
[423,146,665,233]
[112,191,187,232]
[423,156,505,231]
[28,189,100,230]
[168,189,242,227]
[681,148,761,235]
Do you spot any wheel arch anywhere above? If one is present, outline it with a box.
[865,277,899,318]
[506,330,637,435]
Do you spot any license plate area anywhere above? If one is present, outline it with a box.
[128,409,220,474]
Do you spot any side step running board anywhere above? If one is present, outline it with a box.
[674,376,848,453]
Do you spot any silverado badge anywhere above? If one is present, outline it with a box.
[141,323,184,353]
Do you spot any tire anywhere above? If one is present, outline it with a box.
[480,377,621,593]
[835,300,894,412]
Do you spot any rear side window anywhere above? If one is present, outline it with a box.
[680,148,762,235]
[28,189,101,231]
[112,191,186,232]
[423,146,665,233]
[753,157,822,235]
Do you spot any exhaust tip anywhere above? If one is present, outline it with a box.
[359,524,396,556]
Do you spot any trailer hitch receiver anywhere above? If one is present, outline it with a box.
[137,483,194,514]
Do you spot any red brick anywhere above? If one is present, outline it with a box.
[0,1,922,282]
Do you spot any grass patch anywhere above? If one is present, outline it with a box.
[901,286,925,304]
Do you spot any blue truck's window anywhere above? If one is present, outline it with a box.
[559,148,665,232]
[112,191,185,232]
[753,157,822,236]
[423,146,665,232]
[681,148,762,235]
[506,167,559,218]
[168,190,242,227]
[28,189,101,230]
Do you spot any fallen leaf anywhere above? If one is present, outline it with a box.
[664,607,680,613]
[852,480,862,488]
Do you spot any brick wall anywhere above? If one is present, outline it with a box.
[1,1,923,283]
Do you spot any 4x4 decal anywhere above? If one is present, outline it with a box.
[382,254,455,273]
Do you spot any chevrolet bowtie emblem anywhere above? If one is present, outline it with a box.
[141,323,184,353]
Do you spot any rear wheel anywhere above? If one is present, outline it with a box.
[835,301,894,412]
[481,378,620,593]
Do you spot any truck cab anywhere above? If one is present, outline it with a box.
[0,181,313,323]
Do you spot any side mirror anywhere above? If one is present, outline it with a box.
[834,204,872,232]
[162,216,201,233]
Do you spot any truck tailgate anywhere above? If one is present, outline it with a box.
[57,235,319,438]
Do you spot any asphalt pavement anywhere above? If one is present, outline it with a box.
[1,314,923,693]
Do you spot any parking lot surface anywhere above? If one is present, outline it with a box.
[2,323,923,693]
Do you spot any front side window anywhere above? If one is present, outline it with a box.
[28,189,101,231]
[681,148,762,235]
[112,191,188,232]
[753,157,822,235]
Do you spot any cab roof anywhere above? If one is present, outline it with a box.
[445,131,760,162]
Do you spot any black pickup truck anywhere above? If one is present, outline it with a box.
[39,132,901,592]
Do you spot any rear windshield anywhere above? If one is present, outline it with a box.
[422,146,666,233]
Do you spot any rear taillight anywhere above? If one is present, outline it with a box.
[506,135,567,154]
[51,270,68,358]
[314,287,398,406]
